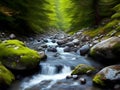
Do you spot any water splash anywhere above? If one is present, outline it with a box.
[20,66,71,90]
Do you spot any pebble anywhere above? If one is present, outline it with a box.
[9,33,16,39]
[66,75,72,79]
[86,70,93,75]
[72,75,79,80]
[79,78,86,84]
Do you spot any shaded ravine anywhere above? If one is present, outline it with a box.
[9,34,103,90]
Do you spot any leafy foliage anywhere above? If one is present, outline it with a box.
[0,0,50,34]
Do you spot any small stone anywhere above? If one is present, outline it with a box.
[47,47,57,52]
[66,75,72,79]
[86,70,93,75]
[64,46,70,52]
[72,75,79,80]
[53,53,60,57]
[9,33,16,39]
[80,78,86,84]
[52,39,56,43]
[41,44,47,48]
[39,51,47,60]
[43,39,48,42]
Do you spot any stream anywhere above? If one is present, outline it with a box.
[9,34,104,90]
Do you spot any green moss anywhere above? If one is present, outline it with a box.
[0,64,15,86]
[0,40,41,70]
[93,74,105,86]
[71,64,95,75]
[90,47,96,56]
[112,4,120,12]
[104,20,120,29]
[111,12,120,19]
[83,27,105,38]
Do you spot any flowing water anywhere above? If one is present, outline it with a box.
[9,37,103,90]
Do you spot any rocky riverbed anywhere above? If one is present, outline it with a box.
[0,30,120,90]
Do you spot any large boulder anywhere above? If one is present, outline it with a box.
[71,64,95,75]
[90,37,120,63]
[0,64,15,87]
[93,65,120,87]
[0,40,42,70]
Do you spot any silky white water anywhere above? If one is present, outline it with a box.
[21,66,71,90]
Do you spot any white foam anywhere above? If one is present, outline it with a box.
[21,66,71,90]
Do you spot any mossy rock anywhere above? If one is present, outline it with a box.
[71,64,95,75]
[0,64,15,86]
[93,65,120,87]
[0,40,41,70]
[90,37,120,63]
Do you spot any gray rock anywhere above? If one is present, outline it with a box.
[57,40,66,45]
[41,44,47,48]
[47,47,57,52]
[64,46,71,52]
[66,75,72,79]
[93,65,120,87]
[79,44,90,55]
[65,42,74,47]
[9,33,16,39]
[72,39,79,45]
[80,78,86,84]
[90,37,120,63]
[39,51,47,60]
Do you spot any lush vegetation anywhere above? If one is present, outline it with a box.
[0,0,120,35]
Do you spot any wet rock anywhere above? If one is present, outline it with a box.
[52,39,56,43]
[40,44,47,48]
[56,65,63,73]
[39,51,47,60]
[81,36,90,42]
[93,40,99,45]
[53,53,60,57]
[66,36,73,41]
[57,40,66,45]
[79,44,90,56]
[72,39,79,45]
[9,33,16,39]
[71,64,95,75]
[86,70,93,75]
[80,78,86,84]
[64,46,71,52]
[37,46,45,51]
[47,47,57,52]
[65,42,74,47]
[43,39,48,42]
[66,75,72,79]
[93,65,120,87]
[90,37,120,64]
[72,75,79,80]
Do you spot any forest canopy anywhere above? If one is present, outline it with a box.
[0,0,120,34]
